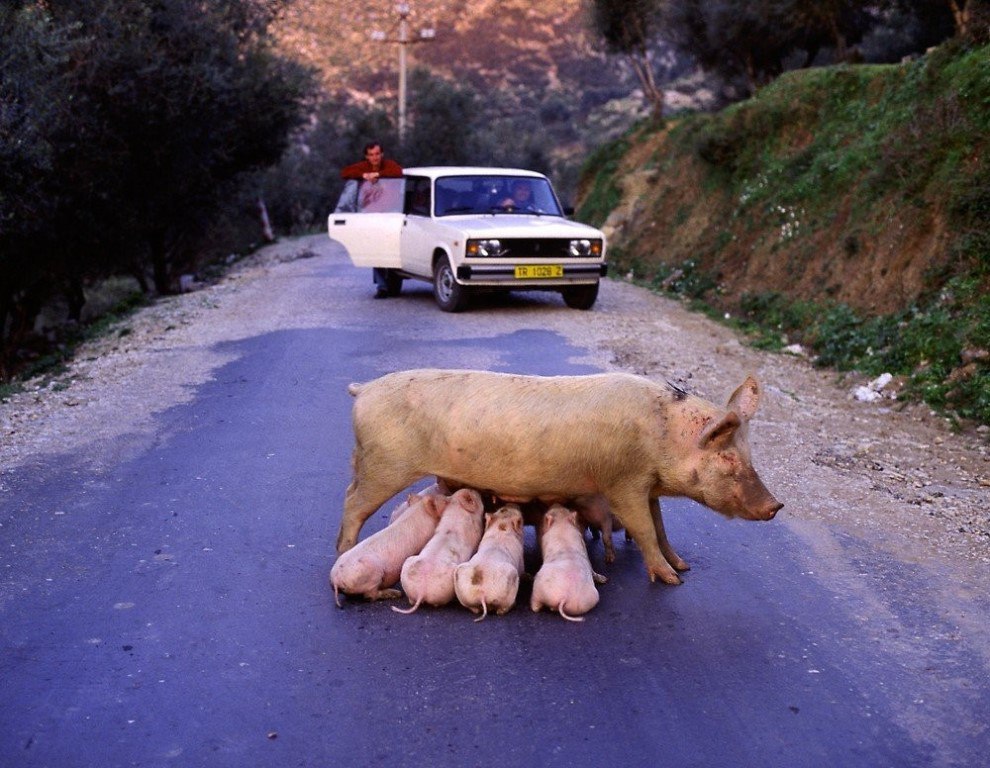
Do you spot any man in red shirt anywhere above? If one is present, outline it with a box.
[339,142,404,298]
[341,142,403,183]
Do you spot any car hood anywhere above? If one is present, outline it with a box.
[444,215,604,240]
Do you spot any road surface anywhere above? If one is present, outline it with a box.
[2,240,987,767]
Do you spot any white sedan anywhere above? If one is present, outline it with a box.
[327,166,608,312]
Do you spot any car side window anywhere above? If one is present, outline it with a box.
[356,178,405,213]
[404,177,431,217]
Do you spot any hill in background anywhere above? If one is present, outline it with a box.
[272,0,704,166]
[577,41,990,425]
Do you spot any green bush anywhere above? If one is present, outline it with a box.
[576,137,629,227]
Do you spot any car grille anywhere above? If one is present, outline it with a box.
[492,238,592,259]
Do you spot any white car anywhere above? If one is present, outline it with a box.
[327,166,608,312]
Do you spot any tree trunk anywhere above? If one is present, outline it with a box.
[257,197,275,242]
[150,232,171,295]
[948,0,969,36]
[64,277,86,323]
[629,49,665,120]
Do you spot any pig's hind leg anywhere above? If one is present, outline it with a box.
[337,449,423,553]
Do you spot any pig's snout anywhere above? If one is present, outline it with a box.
[763,499,783,520]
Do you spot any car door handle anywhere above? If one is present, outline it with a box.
[332,219,347,226]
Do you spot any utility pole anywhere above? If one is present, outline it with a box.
[371,3,435,144]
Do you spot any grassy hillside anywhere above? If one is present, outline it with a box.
[578,41,990,427]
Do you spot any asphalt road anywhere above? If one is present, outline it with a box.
[2,245,988,767]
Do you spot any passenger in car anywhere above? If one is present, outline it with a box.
[338,142,404,298]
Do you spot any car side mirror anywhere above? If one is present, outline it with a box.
[563,205,575,217]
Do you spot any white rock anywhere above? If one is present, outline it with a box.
[853,386,882,402]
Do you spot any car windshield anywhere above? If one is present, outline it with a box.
[434,175,563,217]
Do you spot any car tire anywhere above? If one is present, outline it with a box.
[561,282,599,310]
[383,269,403,297]
[433,258,470,312]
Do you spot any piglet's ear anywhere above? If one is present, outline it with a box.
[424,494,448,518]
[484,512,494,529]
[465,489,484,513]
[698,411,741,450]
[512,516,523,534]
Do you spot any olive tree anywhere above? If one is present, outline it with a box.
[588,0,668,118]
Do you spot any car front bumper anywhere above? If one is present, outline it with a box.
[456,263,607,285]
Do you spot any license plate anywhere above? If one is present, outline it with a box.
[514,264,563,279]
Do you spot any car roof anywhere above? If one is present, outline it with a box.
[402,166,547,180]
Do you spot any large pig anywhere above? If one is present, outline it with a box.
[340,369,782,585]
[453,504,526,621]
[531,504,607,622]
[329,492,447,606]
[393,488,485,614]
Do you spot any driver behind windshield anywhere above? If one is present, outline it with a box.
[499,179,536,211]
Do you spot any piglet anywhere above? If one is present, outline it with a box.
[454,504,525,621]
[531,504,607,622]
[387,482,447,525]
[571,495,625,564]
[330,492,447,607]
[393,488,485,614]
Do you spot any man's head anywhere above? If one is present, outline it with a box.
[511,180,532,202]
[363,142,384,170]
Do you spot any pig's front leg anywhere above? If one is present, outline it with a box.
[607,490,682,585]
[650,497,690,573]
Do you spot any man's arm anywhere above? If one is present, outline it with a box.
[341,161,370,180]
[378,159,404,178]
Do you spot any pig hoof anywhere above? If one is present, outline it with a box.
[593,571,608,585]
[648,565,683,585]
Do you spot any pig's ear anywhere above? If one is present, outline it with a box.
[512,515,523,534]
[698,411,741,450]
[484,512,494,529]
[726,375,761,421]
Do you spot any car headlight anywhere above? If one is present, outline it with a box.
[466,239,505,257]
[568,239,603,257]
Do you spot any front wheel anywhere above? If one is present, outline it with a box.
[433,258,470,312]
[561,282,599,310]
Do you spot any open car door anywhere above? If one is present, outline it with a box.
[327,178,405,268]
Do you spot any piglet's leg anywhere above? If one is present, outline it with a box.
[607,491,682,585]
[650,498,690,573]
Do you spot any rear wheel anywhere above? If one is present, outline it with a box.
[433,258,470,312]
[561,282,599,310]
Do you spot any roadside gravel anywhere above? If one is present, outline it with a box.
[2,234,988,592]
